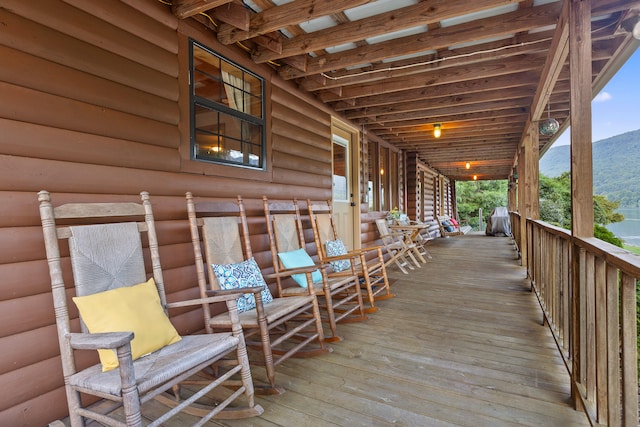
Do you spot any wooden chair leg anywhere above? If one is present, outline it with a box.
[320,283,343,342]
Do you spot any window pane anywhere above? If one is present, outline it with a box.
[193,46,224,104]
[190,40,265,169]
[333,141,348,202]
[194,104,263,168]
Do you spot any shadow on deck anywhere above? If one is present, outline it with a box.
[71,234,590,426]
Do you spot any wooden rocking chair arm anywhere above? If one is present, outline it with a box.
[263,265,321,279]
[167,287,263,309]
[206,287,264,297]
[323,253,357,262]
[357,244,383,252]
[68,331,133,350]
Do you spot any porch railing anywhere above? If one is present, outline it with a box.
[526,218,639,426]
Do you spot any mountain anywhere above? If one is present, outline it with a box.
[539,129,640,208]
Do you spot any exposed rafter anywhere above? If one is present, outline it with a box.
[171,0,640,181]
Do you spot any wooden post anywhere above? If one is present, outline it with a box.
[569,0,594,237]
[525,124,540,220]
[569,0,593,413]
[518,144,527,268]
[451,179,458,220]
[508,177,517,212]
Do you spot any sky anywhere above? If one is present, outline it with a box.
[550,47,640,148]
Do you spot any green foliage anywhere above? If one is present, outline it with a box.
[593,195,624,224]
[540,129,640,208]
[624,245,640,255]
[593,224,623,247]
[456,180,508,229]
[539,172,571,228]
[538,173,625,234]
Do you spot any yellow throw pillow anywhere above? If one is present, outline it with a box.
[72,278,181,372]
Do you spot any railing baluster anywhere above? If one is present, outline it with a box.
[524,218,639,426]
[621,273,638,426]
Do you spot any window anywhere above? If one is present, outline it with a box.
[190,40,265,169]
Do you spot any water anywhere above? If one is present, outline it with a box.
[606,208,640,247]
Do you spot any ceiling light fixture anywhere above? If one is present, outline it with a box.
[473,175,478,181]
[465,162,470,169]
[539,98,559,136]
[433,124,442,138]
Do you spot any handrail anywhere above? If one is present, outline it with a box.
[526,218,639,426]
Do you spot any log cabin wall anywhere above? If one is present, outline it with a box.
[405,152,440,235]
[0,1,375,424]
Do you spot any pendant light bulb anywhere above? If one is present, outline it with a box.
[433,124,441,138]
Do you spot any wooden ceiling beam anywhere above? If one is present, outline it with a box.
[320,55,545,104]
[338,85,537,119]
[252,0,520,63]
[376,117,528,137]
[302,32,552,92]
[217,0,371,45]
[366,109,529,131]
[386,130,523,145]
[172,0,234,19]
[421,157,517,167]
[430,158,517,167]
[251,33,282,53]
[397,137,518,149]
[331,71,538,111]
[278,55,307,72]
[278,2,561,79]
[210,2,250,30]
[420,156,517,165]
[350,96,531,122]
[396,139,518,150]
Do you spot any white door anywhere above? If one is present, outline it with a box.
[331,122,359,250]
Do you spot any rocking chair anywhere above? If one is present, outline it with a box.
[38,190,263,427]
[186,193,327,395]
[306,199,394,313]
[263,197,367,342]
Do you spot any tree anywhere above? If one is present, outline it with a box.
[456,180,508,229]
[538,173,624,247]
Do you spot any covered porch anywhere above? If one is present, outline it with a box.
[126,234,589,426]
[2,1,640,425]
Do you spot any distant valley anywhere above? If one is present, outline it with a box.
[539,128,640,208]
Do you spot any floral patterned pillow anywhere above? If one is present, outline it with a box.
[325,239,351,272]
[212,257,274,313]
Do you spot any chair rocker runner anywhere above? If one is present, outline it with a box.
[263,197,367,342]
[38,190,263,427]
[306,199,394,313]
[375,219,422,274]
[187,193,327,395]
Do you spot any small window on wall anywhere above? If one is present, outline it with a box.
[379,146,389,211]
[190,40,265,169]
[368,140,377,211]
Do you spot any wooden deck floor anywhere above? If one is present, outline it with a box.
[211,233,588,426]
[77,234,590,426]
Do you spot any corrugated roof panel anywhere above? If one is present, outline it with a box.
[346,63,373,70]
[366,25,427,44]
[344,0,419,21]
[448,34,514,50]
[382,50,436,63]
[299,16,337,33]
[440,4,519,27]
[325,42,358,54]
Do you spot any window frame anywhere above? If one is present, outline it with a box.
[189,39,266,170]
